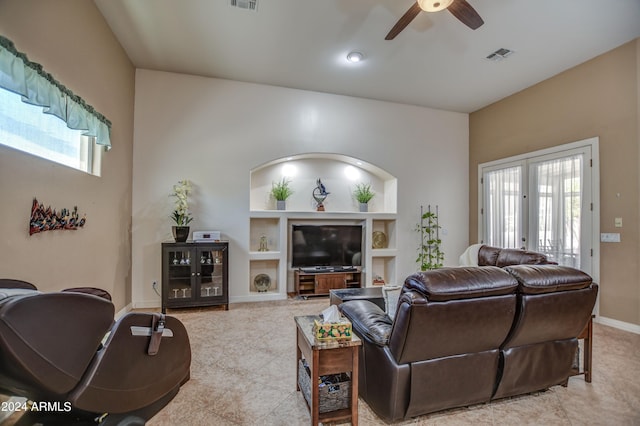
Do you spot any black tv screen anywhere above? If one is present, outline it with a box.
[291,225,362,268]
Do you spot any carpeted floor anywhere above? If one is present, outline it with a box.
[148,297,640,425]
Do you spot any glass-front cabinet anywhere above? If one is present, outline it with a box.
[161,242,229,311]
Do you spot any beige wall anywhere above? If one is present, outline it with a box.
[470,39,640,327]
[0,0,135,311]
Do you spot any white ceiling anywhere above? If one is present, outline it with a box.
[95,0,640,113]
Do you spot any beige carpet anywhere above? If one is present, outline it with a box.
[149,298,640,425]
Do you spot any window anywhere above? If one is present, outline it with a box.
[0,35,111,174]
[0,88,101,175]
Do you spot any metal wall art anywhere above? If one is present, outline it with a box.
[29,198,86,235]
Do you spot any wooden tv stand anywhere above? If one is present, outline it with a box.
[295,269,361,297]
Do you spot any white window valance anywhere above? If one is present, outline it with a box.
[0,35,111,148]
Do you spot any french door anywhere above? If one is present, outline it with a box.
[480,140,597,276]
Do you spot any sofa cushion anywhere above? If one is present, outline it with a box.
[477,245,501,266]
[496,249,550,267]
[404,266,518,302]
[477,245,552,267]
[504,265,592,294]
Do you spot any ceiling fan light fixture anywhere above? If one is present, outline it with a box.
[346,51,364,63]
[417,0,453,13]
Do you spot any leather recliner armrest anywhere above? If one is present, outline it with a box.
[339,300,393,346]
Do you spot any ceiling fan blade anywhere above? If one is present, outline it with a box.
[448,0,484,30]
[385,3,422,40]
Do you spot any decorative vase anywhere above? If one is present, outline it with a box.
[276,200,286,210]
[172,226,190,242]
[359,202,368,212]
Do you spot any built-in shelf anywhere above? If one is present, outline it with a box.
[371,248,397,257]
[371,256,397,286]
[248,153,398,300]
[249,251,282,260]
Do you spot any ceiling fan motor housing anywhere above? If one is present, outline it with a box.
[418,0,454,12]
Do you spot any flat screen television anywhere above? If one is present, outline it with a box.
[291,224,363,268]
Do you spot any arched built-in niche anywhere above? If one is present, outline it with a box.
[250,153,397,213]
[245,153,399,303]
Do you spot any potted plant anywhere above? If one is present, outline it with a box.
[271,178,293,210]
[353,183,375,212]
[170,179,193,242]
[416,205,444,271]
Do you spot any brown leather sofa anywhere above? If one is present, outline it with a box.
[0,279,191,425]
[339,253,597,422]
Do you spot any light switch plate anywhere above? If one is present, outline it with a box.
[600,233,621,243]
[615,217,623,228]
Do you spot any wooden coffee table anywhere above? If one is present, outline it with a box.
[295,315,361,425]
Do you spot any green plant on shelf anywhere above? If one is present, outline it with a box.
[270,178,293,201]
[353,183,375,204]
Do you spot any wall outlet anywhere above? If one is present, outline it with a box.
[600,233,621,243]
[614,217,622,228]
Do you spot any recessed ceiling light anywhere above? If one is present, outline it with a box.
[346,52,364,63]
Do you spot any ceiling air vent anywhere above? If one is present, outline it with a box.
[230,0,257,11]
[486,48,514,62]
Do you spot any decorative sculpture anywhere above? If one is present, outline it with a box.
[29,198,86,235]
[258,235,269,252]
[312,178,330,211]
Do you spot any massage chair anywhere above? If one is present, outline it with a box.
[0,279,191,425]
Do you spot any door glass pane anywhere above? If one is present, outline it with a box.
[484,166,522,248]
[531,154,582,268]
[198,248,224,298]
[167,249,192,299]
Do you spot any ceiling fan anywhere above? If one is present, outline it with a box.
[385,0,484,40]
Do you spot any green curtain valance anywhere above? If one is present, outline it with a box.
[0,35,112,148]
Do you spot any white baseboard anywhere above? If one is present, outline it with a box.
[230,293,287,303]
[132,294,288,307]
[132,300,161,309]
[596,316,640,335]
[115,303,132,320]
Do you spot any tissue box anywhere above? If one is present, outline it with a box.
[313,319,352,342]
